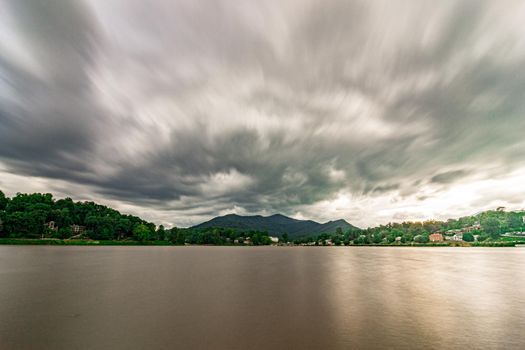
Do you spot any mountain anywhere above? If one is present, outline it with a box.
[191,214,360,239]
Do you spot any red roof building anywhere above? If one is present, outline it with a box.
[429,233,444,242]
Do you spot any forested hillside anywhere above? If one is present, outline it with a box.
[0,190,273,245]
[0,190,155,240]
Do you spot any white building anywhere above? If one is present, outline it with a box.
[44,221,58,231]
[269,236,279,243]
[70,224,86,234]
[452,233,463,241]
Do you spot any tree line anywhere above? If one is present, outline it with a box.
[1,190,523,245]
[287,210,525,245]
[0,190,272,244]
[0,191,155,240]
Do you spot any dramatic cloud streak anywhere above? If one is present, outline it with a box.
[1,0,525,227]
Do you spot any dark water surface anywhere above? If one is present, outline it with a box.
[0,246,524,350]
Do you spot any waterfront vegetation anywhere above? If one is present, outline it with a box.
[1,190,524,246]
[0,237,518,247]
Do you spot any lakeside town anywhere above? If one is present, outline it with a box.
[1,191,524,247]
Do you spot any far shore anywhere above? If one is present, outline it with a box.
[0,238,519,247]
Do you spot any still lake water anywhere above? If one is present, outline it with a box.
[0,246,524,350]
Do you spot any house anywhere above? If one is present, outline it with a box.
[502,231,525,236]
[395,236,402,243]
[269,236,279,243]
[70,225,86,234]
[452,233,463,241]
[463,223,481,232]
[44,221,58,231]
[429,233,444,242]
[446,229,462,235]
[445,224,480,235]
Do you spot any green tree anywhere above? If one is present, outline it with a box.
[481,217,501,238]
[386,233,396,243]
[251,232,271,245]
[56,226,73,239]
[347,228,361,241]
[403,233,414,243]
[0,190,7,210]
[156,225,166,241]
[281,233,289,243]
[372,232,383,244]
[167,227,184,244]
[133,224,154,242]
[505,214,523,231]
[414,234,429,243]
[0,211,5,236]
[462,232,474,242]
[356,235,368,244]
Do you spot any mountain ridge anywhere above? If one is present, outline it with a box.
[191,213,360,239]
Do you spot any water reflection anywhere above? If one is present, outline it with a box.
[325,247,525,349]
[0,246,524,349]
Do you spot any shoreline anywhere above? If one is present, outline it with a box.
[0,238,518,247]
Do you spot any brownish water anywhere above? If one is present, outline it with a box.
[0,246,524,349]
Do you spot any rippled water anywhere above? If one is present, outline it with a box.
[0,246,524,349]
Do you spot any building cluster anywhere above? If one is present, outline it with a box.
[427,223,482,242]
[43,221,86,235]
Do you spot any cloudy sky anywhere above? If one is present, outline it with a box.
[1,0,525,228]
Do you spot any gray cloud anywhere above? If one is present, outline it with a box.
[0,0,102,177]
[430,170,471,185]
[1,0,525,226]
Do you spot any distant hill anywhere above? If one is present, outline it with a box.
[191,213,360,239]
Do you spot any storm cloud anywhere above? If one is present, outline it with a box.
[1,0,525,227]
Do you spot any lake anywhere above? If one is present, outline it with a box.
[0,246,524,349]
